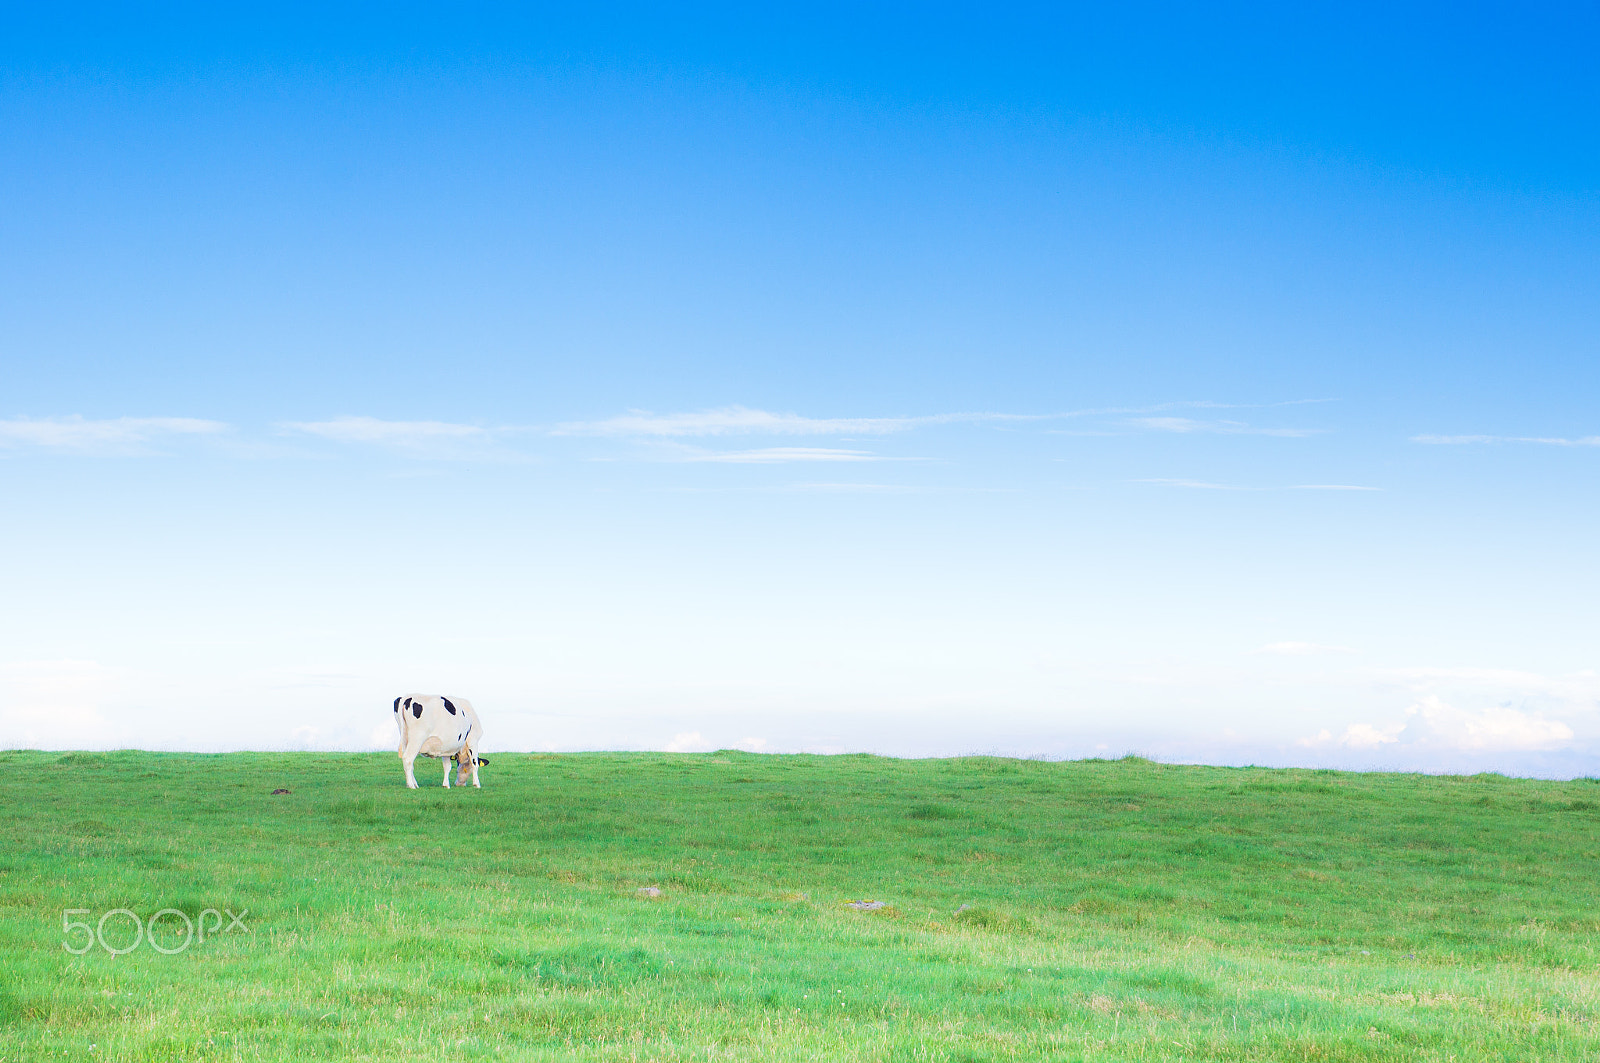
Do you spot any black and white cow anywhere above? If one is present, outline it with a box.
[392,694,487,789]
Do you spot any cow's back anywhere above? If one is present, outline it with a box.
[394,693,479,756]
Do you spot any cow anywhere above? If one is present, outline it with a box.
[392,693,488,789]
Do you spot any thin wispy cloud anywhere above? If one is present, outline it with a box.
[780,482,926,493]
[280,416,531,461]
[1377,666,1600,703]
[552,406,1033,438]
[1252,641,1358,656]
[284,416,488,443]
[1136,479,1378,492]
[678,446,888,464]
[1041,399,1330,437]
[1413,433,1600,446]
[1067,399,1334,417]
[556,400,1331,442]
[0,401,1336,466]
[1135,478,1244,490]
[1129,416,1322,437]
[0,415,227,454]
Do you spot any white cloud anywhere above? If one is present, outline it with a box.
[1045,398,1332,433]
[1253,641,1358,656]
[1129,417,1321,437]
[281,417,531,461]
[1138,480,1378,493]
[284,413,943,462]
[1295,723,1402,750]
[0,416,227,453]
[1298,694,1576,755]
[738,737,769,752]
[1413,434,1600,446]
[1135,478,1242,490]
[778,482,925,493]
[286,416,486,443]
[1359,667,1592,753]
[664,731,711,753]
[1406,695,1574,752]
[566,399,1334,442]
[553,406,1029,438]
[679,446,888,464]
[1340,722,1403,748]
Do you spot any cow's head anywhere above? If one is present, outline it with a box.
[455,752,481,786]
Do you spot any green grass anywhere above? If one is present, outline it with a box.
[4,749,1600,1061]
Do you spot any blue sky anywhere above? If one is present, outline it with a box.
[2,4,1597,773]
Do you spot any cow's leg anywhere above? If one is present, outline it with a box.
[441,756,451,788]
[471,752,481,788]
[400,729,432,790]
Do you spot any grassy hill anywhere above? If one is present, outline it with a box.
[3,749,1598,1061]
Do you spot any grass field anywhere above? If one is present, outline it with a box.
[3,749,1599,1061]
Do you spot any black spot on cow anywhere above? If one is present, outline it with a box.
[443,698,457,715]
[412,703,423,719]
[392,697,402,713]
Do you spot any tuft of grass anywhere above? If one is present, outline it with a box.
[5,751,1600,1060]
[951,904,1027,931]
[0,988,24,1027]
